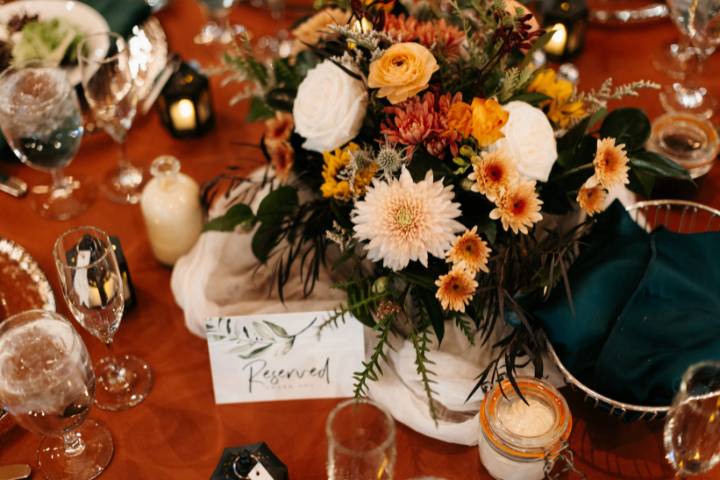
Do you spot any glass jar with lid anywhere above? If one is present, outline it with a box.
[478,377,572,480]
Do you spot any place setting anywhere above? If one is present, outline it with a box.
[1,0,720,479]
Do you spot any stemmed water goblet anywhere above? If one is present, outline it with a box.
[54,225,153,411]
[0,310,114,480]
[664,361,720,476]
[0,62,94,220]
[77,32,144,204]
[660,0,720,118]
[194,0,244,45]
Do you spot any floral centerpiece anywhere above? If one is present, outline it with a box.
[207,0,690,418]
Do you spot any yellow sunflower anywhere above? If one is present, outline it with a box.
[321,143,377,200]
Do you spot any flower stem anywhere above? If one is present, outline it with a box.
[551,163,594,182]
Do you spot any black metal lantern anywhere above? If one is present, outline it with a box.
[211,443,288,480]
[158,61,215,138]
[541,0,588,62]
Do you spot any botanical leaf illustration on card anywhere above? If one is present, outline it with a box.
[206,317,317,359]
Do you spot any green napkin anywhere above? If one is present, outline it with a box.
[593,228,720,405]
[535,201,720,406]
[535,201,652,380]
[81,0,152,37]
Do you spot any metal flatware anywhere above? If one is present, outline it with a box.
[0,464,31,480]
[0,173,27,198]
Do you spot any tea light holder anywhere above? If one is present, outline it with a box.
[158,61,215,138]
[211,442,288,480]
[542,0,588,62]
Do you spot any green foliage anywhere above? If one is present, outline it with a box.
[410,326,439,423]
[203,203,255,232]
[599,108,651,152]
[252,186,299,263]
[353,313,393,398]
[247,96,275,122]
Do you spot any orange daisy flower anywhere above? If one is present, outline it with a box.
[446,226,491,274]
[593,138,629,188]
[576,178,607,216]
[490,180,543,234]
[435,267,478,312]
[468,149,518,202]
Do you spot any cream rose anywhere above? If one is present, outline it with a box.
[493,101,557,183]
[292,60,368,153]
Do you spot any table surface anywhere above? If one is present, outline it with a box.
[1,1,720,478]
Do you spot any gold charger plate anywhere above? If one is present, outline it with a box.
[0,237,56,436]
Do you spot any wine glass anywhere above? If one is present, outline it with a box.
[194,0,244,45]
[0,62,94,220]
[53,226,153,411]
[660,0,720,118]
[77,32,144,204]
[326,399,396,480]
[0,310,113,480]
[664,361,720,476]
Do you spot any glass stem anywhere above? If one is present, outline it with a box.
[118,139,131,170]
[50,168,66,191]
[63,429,86,457]
[673,48,707,109]
[103,341,127,389]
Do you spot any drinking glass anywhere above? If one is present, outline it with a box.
[664,361,720,476]
[326,399,396,480]
[194,0,243,45]
[660,0,720,118]
[0,62,94,220]
[77,32,144,204]
[53,226,153,411]
[0,310,113,480]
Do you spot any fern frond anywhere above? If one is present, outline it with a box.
[411,325,439,424]
[353,314,393,398]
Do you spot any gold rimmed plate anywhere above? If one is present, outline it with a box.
[0,237,55,436]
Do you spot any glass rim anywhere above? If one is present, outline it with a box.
[0,61,73,114]
[679,360,720,397]
[76,31,127,65]
[0,310,82,393]
[325,398,396,457]
[53,225,114,271]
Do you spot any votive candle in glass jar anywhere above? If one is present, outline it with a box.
[478,377,572,480]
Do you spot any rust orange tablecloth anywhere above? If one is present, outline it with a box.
[1,0,720,478]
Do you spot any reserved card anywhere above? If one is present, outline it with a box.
[205,311,365,404]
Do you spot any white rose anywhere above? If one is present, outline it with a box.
[494,101,558,183]
[292,60,368,153]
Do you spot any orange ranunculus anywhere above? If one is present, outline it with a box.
[368,42,438,105]
[446,101,472,138]
[470,98,509,147]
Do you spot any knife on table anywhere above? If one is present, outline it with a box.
[0,172,27,198]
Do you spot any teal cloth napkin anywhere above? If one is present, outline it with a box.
[81,0,152,37]
[535,201,720,406]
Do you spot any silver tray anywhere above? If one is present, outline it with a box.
[548,200,720,421]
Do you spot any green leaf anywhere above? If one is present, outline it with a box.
[256,186,299,222]
[251,186,299,263]
[556,116,592,167]
[587,107,607,130]
[599,108,651,151]
[408,148,453,182]
[246,96,275,122]
[628,168,655,198]
[420,293,445,344]
[263,320,290,338]
[518,30,554,71]
[629,150,693,181]
[238,343,273,359]
[203,203,255,232]
[507,92,551,106]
